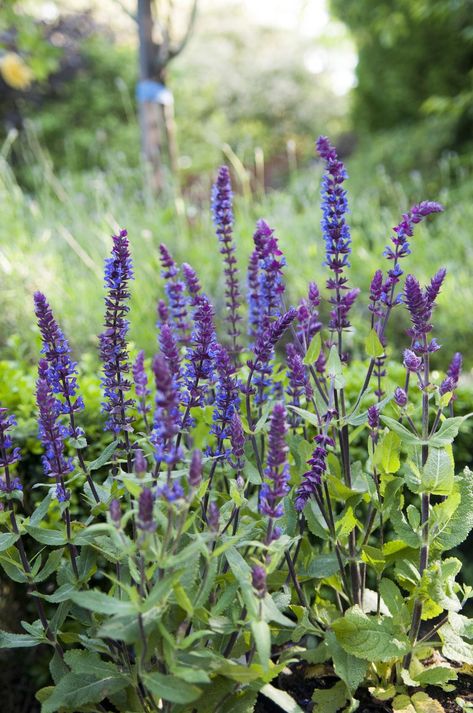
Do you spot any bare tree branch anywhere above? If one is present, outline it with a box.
[168,0,198,61]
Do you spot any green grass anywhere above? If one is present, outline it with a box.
[1,142,472,370]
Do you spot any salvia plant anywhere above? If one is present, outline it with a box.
[0,136,472,713]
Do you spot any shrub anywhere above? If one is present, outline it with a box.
[0,136,471,713]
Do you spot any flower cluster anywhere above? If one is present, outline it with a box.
[209,343,241,452]
[99,229,135,436]
[404,270,446,354]
[151,354,182,469]
[182,297,217,415]
[133,350,151,420]
[295,433,334,512]
[286,343,312,426]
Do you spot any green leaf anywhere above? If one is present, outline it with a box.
[440,623,473,665]
[365,329,385,358]
[326,345,345,389]
[0,532,19,552]
[429,416,471,448]
[379,578,407,620]
[251,619,271,669]
[24,525,66,546]
[434,468,473,550]
[64,650,122,678]
[69,590,136,616]
[303,334,322,366]
[413,665,457,686]
[260,684,305,712]
[381,416,420,446]
[141,672,202,704]
[40,583,75,603]
[0,630,42,648]
[87,440,119,472]
[421,448,454,495]
[312,680,349,713]
[304,553,342,579]
[332,606,411,661]
[41,673,127,713]
[411,692,446,713]
[335,506,360,540]
[374,431,401,474]
[287,405,320,429]
[326,630,367,693]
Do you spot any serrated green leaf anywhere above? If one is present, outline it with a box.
[440,623,473,665]
[303,334,322,366]
[64,650,121,678]
[41,672,127,713]
[365,329,385,358]
[332,606,411,661]
[434,468,473,550]
[326,630,367,693]
[24,525,67,546]
[304,552,342,579]
[421,448,454,495]
[0,630,42,648]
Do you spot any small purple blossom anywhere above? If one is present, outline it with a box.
[151,354,182,468]
[157,299,169,327]
[439,376,456,396]
[251,565,267,598]
[367,405,379,431]
[159,323,181,383]
[158,482,185,502]
[447,352,462,386]
[260,403,290,520]
[247,249,261,340]
[212,166,242,356]
[133,448,147,475]
[297,282,322,346]
[249,308,297,374]
[403,349,423,373]
[394,387,408,407]
[404,271,445,353]
[286,343,312,426]
[207,501,220,531]
[230,412,245,473]
[99,230,135,436]
[137,488,156,532]
[110,498,121,526]
[0,407,22,494]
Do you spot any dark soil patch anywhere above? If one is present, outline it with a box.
[254,663,473,712]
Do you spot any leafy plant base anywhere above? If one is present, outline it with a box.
[254,665,473,713]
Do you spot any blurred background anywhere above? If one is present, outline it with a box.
[1,2,473,706]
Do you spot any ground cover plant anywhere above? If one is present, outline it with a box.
[0,136,472,712]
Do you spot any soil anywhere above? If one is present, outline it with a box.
[254,663,473,713]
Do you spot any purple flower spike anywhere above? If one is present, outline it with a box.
[212,166,242,356]
[158,481,184,502]
[34,292,84,436]
[297,282,323,346]
[189,449,202,488]
[316,136,358,335]
[182,262,203,307]
[159,323,181,383]
[182,297,217,416]
[439,376,455,396]
[404,271,445,353]
[133,350,151,418]
[251,565,267,598]
[209,343,241,449]
[394,387,408,407]
[159,244,190,344]
[0,406,22,494]
[403,349,423,373]
[250,308,297,373]
[247,249,261,340]
[99,229,135,436]
[367,405,380,431]
[133,449,147,475]
[286,343,312,426]
[295,433,334,512]
[447,352,462,386]
[157,299,169,327]
[138,488,156,532]
[151,354,182,468]
[230,412,245,473]
[36,359,73,501]
[260,403,290,521]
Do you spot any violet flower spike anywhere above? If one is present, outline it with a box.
[0,406,22,494]
[99,229,135,437]
[151,354,182,469]
[247,249,261,340]
[295,433,334,512]
[137,488,156,532]
[36,360,73,502]
[259,403,290,528]
[212,166,242,357]
[286,343,312,427]
[189,449,203,488]
[394,386,408,407]
[230,411,245,474]
[182,262,203,307]
[159,244,190,344]
[209,343,241,452]
[34,291,84,436]
[159,323,181,384]
[316,136,358,336]
[133,350,151,420]
[182,296,217,419]
[251,565,267,599]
